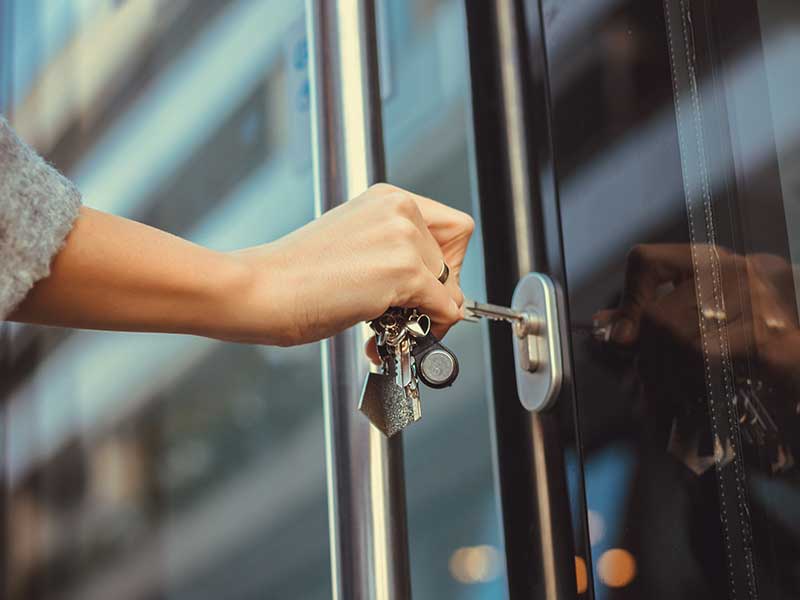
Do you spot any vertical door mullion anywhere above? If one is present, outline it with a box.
[464,0,584,598]
[305,2,412,599]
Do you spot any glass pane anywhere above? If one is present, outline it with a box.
[381,0,508,598]
[2,2,330,598]
[542,0,800,598]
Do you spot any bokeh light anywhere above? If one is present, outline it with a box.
[449,545,503,584]
[587,509,606,545]
[575,555,588,594]
[597,548,637,588]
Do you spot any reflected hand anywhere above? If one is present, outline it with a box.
[229,183,474,347]
[594,243,800,392]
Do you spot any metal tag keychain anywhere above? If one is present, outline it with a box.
[359,308,459,437]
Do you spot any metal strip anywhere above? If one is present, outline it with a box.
[305,2,411,599]
[663,0,757,597]
[495,0,539,277]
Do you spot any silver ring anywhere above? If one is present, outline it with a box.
[437,261,450,284]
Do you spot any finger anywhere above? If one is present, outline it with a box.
[613,244,695,343]
[405,190,471,233]
[436,250,465,308]
[405,190,475,258]
[448,277,465,308]
[431,318,456,341]
[404,191,451,227]
[398,195,465,309]
[404,269,461,331]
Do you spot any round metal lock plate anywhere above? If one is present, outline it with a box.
[511,273,562,412]
[419,349,455,385]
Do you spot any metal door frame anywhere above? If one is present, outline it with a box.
[306,1,412,599]
[464,0,592,598]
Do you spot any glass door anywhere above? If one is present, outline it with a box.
[524,0,800,598]
[1,2,331,598]
[2,2,510,599]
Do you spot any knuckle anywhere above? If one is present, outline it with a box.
[393,248,423,278]
[392,216,419,242]
[387,191,417,217]
[370,182,396,195]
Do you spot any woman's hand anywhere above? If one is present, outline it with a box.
[10,185,473,349]
[225,183,474,346]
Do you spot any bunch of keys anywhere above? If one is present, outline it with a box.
[359,307,460,437]
[360,298,542,437]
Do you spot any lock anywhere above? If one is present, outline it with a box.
[511,273,562,411]
[463,273,563,411]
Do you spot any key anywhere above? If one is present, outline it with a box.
[396,336,422,421]
[464,298,544,341]
[463,298,543,372]
[463,299,523,322]
[359,309,422,436]
[359,306,461,435]
[463,298,540,335]
[395,337,413,389]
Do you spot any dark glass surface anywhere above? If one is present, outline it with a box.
[541,0,800,598]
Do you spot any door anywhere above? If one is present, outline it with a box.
[469,0,800,599]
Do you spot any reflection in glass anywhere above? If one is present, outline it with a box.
[543,0,800,597]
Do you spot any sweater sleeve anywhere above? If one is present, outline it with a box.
[0,116,82,320]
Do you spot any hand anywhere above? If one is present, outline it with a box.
[226,183,474,347]
[594,243,800,393]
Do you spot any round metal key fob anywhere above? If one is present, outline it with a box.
[410,332,459,389]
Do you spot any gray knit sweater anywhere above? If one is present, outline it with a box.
[0,116,82,320]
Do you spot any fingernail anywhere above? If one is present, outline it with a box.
[593,321,612,342]
[611,318,635,344]
[592,312,611,342]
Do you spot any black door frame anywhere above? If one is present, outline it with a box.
[464,0,593,598]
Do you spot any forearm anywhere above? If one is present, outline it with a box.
[9,207,253,338]
[7,184,473,348]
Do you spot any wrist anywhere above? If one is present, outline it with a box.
[205,244,299,346]
[192,249,258,341]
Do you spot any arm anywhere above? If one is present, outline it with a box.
[10,185,474,347]
[9,206,253,340]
